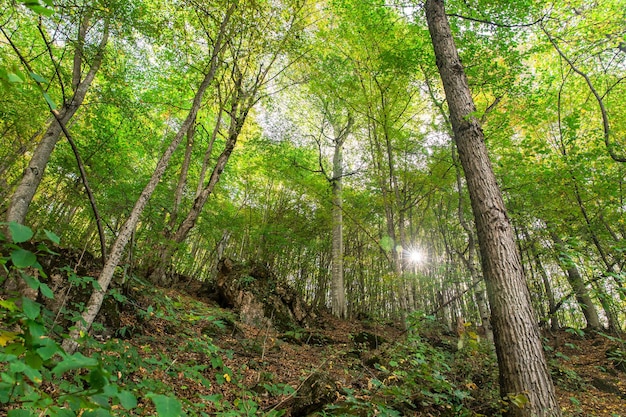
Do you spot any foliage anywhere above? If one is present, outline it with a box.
[323,312,497,416]
[0,224,142,416]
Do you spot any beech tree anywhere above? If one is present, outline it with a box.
[61,0,237,353]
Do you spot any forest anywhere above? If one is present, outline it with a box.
[1,0,625,416]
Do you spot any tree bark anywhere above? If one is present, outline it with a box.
[330,121,348,319]
[549,231,603,330]
[6,16,109,225]
[454,148,494,343]
[425,1,561,416]
[167,120,196,234]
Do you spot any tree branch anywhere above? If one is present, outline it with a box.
[542,25,626,163]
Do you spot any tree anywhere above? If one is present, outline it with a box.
[148,0,309,285]
[61,1,236,353]
[5,2,110,226]
[424,1,561,416]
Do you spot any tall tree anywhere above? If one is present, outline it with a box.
[424,1,561,416]
[148,0,309,284]
[5,2,110,226]
[62,1,236,353]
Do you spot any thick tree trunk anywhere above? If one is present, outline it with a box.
[454,150,494,343]
[425,1,561,416]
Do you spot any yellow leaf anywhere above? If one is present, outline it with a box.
[0,331,19,347]
[224,373,231,383]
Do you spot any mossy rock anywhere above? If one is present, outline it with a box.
[215,258,315,331]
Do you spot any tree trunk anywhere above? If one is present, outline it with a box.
[425,1,561,416]
[549,231,603,330]
[167,120,196,233]
[6,17,109,225]
[331,130,347,319]
[534,249,560,331]
[60,3,234,351]
[454,148,494,343]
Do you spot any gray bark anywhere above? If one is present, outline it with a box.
[331,126,347,319]
[6,17,109,225]
[550,231,603,330]
[425,1,561,416]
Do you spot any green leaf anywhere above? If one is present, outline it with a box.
[43,92,57,110]
[52,352,98,376]
[29,72,47,83]
[22,297,41,320]
[0,299,19,312]
[28,321,45,339]
[147,394,183,417]
[22,363,42,384]
[44,229,61,244]
[9,360,27,373]
[11,249,37,269]
[20,271,40,290]
[91,393,110,408]
[39,283,54,299]
[47,407,76,417]
[8,410,36,417]
[36,337,60,360]
[24,350,43,370]
[7,73,24,83]
[24,4,55,17]
[117,390,138,409]
[9,223,33,243]
[89,368,109,390]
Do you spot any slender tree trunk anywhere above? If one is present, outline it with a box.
[60,2,234,351]
[196,109,223,198]
[331,130,347,319]
[6,17,109,225]
[549,231,603,330]
[425,1,561,416]
[533,248,560,331]
[594,283,622,334]
[167,120,196,233]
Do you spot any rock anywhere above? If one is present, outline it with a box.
[215,258,315,330]
[290,372,337,416]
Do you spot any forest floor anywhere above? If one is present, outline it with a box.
[91,281,626,417]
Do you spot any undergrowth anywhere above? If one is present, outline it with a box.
[1,223,512,416]
[323,312,501,417]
